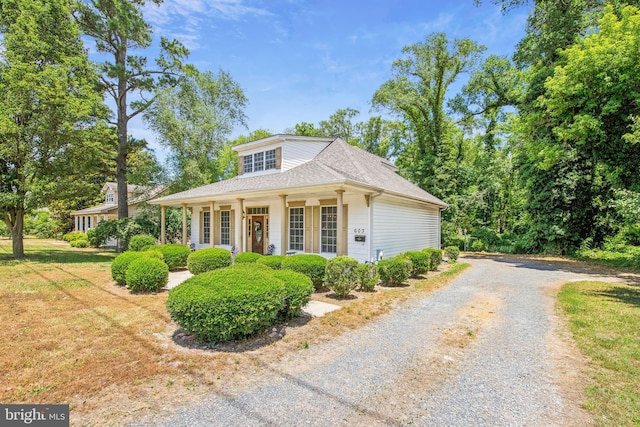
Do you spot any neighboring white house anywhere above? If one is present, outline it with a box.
[70,182,165,233]
[148,135,447,263]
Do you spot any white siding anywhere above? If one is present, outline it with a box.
[345,194,370,263]
[281,141,330,171]
[191,206,201,248]
[372,196,441,259]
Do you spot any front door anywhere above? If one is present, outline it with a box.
[251,215,264,254]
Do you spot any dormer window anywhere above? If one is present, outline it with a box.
[105,192,114,203]
[242,149,278,174]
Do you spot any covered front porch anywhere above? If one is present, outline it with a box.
[154,184,374,262]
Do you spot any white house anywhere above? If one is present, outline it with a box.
[148,135,447,263]
[71,182,165,233]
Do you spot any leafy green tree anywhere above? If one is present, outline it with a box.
[372,32,485,199]
[144,70,248,191]
[0,0,105,258]
[74,0,190,220]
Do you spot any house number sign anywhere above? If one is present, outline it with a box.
[353,228,365,233]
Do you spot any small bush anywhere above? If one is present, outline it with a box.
[471,240,487,252]
[356,263,378,292]
[281,254,327,290]
[69,236,90,248]
[324,256,359,298]
[402,251,430,277]
[257,255,285,270]
[154,244,190,270]
[63,231,85,243]
[187,247,232,275]
[129,234,156,252]
[166,265,286,342]
[110,250,163,286]
[377,256,411,286]
[235,252,263,264]
[125,257,169,292]
[422,248,443,270]
[445,246,460,262]
[271,269,313,319]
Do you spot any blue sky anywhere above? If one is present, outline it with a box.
[129,0,530,157]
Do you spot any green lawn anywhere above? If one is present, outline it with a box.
[559,280,640,426]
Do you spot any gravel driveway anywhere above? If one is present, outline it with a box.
[133,255,627,426]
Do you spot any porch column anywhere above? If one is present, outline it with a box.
[75,216,79,232]
[236,198,244,253]
[181,204,188,245]
[209,200,215,248]
[160,205,166,244]
[280,194,287,255]
[336,190,345,256]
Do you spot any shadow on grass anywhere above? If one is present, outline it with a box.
[593,285,640,308]
[0,245,116,265]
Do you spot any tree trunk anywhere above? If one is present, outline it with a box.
[115,44,128,253]
[9,208,25,259]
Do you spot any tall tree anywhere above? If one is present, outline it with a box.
[0,0,105,258]
[372,32,485,199]
[74,0,190,220]
[143,70,248,191]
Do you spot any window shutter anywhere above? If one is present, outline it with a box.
[214,211,221,246]
[312,206,320,253]
[275,147,282,169]
[238,155,244,175]
[199,210,203,244]
[230,209,235,246]
[304,206,312,253]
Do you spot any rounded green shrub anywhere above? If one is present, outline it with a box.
[377,256,411,286]
[471,240,487,252]
[356,263,379,292]
[187,247,232,275]
[235,252,263,264]
[125,257,169,292]
[62,231,85,242]
[166,264,286,342]
[402,251,430,277]
[422,248,443,270]
[154,244,190,270]
[110,250,163,286]
[445,246,460,262]
[271,269,313,319]
[324,256,359,298]
[129,234,156,252]
[281,254,327,290]
[257,255,285,270]
[69,236,90,248]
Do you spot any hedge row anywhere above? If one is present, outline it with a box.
[110,249,167,291]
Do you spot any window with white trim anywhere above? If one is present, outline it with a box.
[105,192,114,203]
[289,207,304,251]
[220,210,230,245]
[321,206,337,253]
[203,211,210,244]
[243,156,253,174]
[265,149,276,169]
[254,151,264,171]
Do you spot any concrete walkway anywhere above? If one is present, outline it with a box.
[165,270,340,317]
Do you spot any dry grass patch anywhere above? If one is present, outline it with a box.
[0,239,470,425]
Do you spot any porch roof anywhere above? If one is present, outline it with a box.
[71,203,117,215]
[149,137,448,208]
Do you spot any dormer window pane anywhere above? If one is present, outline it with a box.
[254,152,264,171]
[106,192,114,203]
[243,155,253,173]
[265,149,276,170]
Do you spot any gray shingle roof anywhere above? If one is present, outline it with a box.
[150,138,447,207]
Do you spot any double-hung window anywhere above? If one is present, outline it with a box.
[265,149,276,170]
[220,210,230,245]
[321,206,337,253]
[203,211,211,244]
[254,152,264,171]
[243,155,253,174]
[105,192,114,203]
[289,207,304,251]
